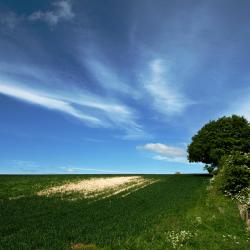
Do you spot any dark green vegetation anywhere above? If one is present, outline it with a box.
[215,152,250,194]
[188,115,250,168]
[187,115,250,196]
[0,175,249,250]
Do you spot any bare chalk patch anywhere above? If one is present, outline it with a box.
[8,195,26,200]
[37,176,158,200]
[70,243,97,249]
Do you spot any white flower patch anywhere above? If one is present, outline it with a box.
[166,230,197,249]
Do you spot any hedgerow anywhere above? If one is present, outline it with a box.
[214,151,250,194]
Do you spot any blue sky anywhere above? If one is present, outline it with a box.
[1,0,250,174]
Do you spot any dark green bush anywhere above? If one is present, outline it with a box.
[215,151,250,194]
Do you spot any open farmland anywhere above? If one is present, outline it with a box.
[0,175,249,250]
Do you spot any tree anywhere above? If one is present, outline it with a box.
[203,164,216,174]
[187,115,250,168]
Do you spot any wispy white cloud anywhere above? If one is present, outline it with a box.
[0,161,131,174]
[60,166,125,174]
[142,59,191,116]
[137,143,186,157]
[64,94,147,139]
[0,83,101,125]
[78,47,142,99]
[0,80,146,138]
[84,58,133,96]
[6,160,38,168]
[1,160,122,174]
[137,142,187,163]
[29,0,74,26]
[152,155,188,163]
[76,40,192,133]
[0,11,18,29]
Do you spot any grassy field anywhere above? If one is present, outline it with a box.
[0,174,249,250]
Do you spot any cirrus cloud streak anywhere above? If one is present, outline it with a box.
[29,0,74,26]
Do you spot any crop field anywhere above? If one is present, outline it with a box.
[0,174,249,250]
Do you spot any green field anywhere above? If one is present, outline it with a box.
[0,175,249,250]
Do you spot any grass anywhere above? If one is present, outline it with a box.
[0,174,249,249]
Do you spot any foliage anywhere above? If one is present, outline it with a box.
[188,115,250,166]
[203,164,217,174]
[225,187,250,210]
[214,152,250,194]
[0,175,250,249]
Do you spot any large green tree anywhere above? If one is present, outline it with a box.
[187,115,250,168]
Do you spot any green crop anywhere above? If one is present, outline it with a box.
[0,175,249,249]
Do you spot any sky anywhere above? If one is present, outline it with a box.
[1,0,250,174]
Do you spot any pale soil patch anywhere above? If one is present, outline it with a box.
[70,243,97,249]
[92,178,157,202]
[37,176,158,199]
[8,195,26,200]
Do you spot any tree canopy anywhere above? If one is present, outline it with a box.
[187,115,250,167]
